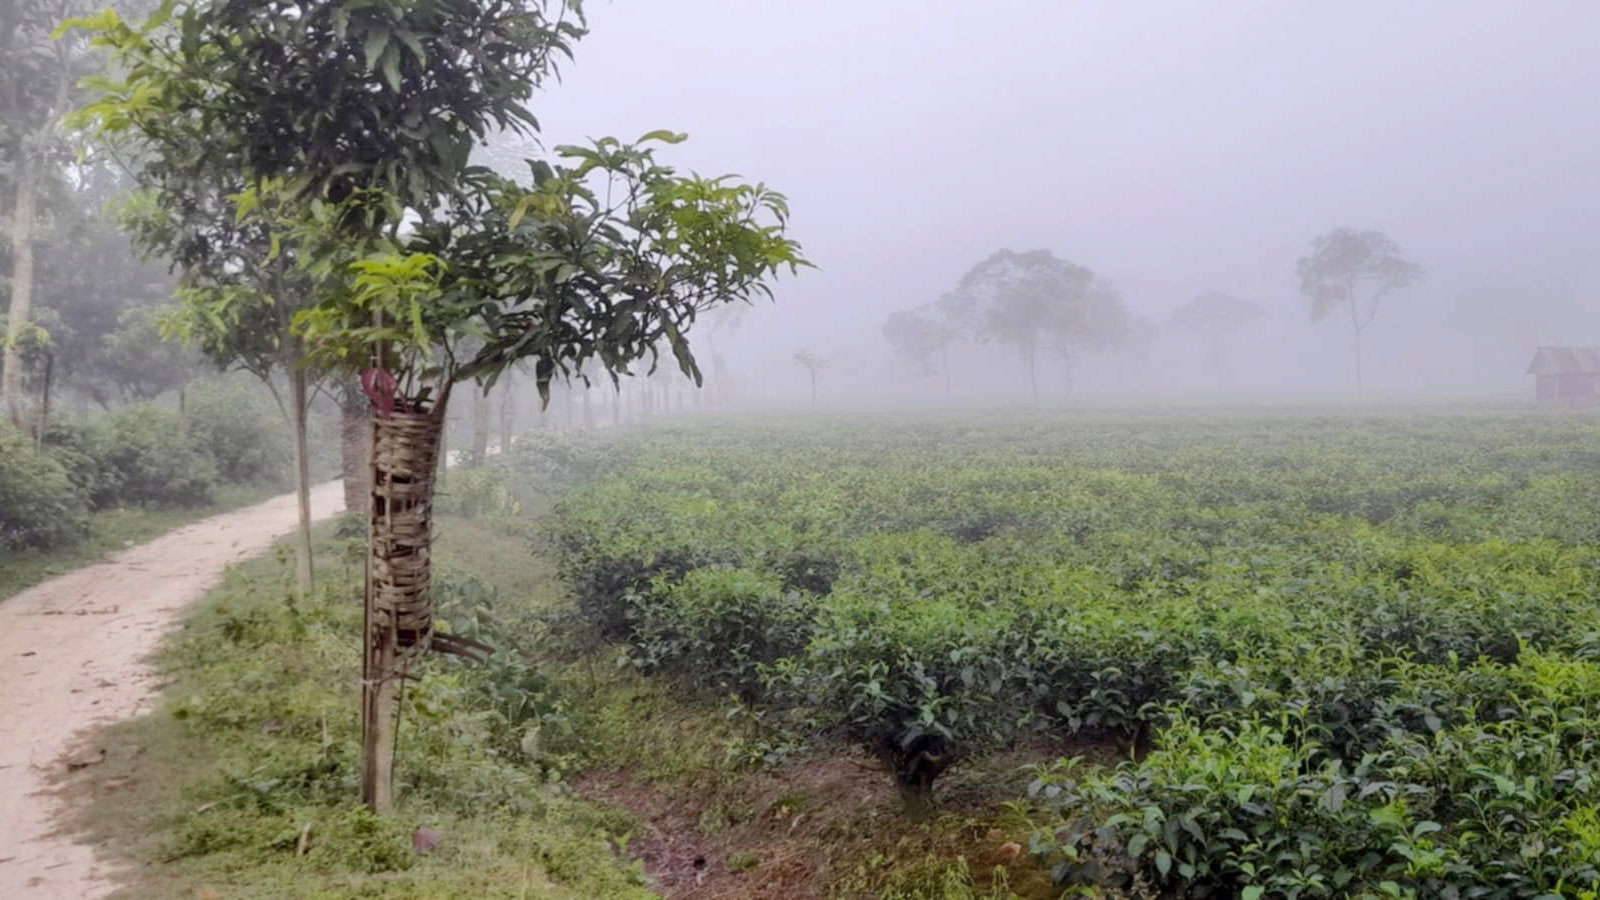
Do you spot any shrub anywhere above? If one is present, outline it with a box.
[0,423,89,551]
[1028,716,1415,895]
[183,381,291,484]
[39,421,116,511]
[436,464,524,522]
[94,405,218,506]
[789,575,1033,817]
[627,567,815,700]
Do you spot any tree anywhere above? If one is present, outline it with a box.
[1168,290,1262,376]
[134,177,323,600]
[882,305,953,401]
[793,349,824,409]
[0,149,185,411]
[946,249,1127,402]
[470,382,492,464]
[1296,228,1423,393]
[1,0,102,427]
[97,305,200,401]
[71,0,806,814]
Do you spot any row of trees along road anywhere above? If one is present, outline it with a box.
[69,0,806,813]
[884,231,1423,399]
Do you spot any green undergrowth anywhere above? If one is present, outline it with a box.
[66,514,655,899]
[0,482,282,600]
[537,411,1600,896]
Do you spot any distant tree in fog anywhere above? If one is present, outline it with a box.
[793,349,825,409]
[1169,291,1262,375]
[946,249,1128,402]
[1297,229,1423,393]
[881,305,954,401]
[97,306,201,403]
[0,0,105,428]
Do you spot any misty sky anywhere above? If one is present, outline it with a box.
[519,1,1600,395]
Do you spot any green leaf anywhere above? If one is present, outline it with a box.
[394,29,426,66]
[363,29,390,71]
[54,8,120,39]
[1154,850,1172,877]
[1320,782,1347,813]
[1241,888,1265,900]
[180,7,201,55]
[380,45,402,92]
[232,188,259,224]
[638,129,688,145]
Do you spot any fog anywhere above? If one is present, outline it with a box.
[502,0,1600,408]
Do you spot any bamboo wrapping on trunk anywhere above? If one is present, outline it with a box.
[369,408,443,659]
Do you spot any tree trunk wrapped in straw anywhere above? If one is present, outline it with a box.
[361,403,443,813]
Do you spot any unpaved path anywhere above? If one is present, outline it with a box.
[0,482,346,898]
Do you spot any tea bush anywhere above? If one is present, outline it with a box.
[539,411,1600,893]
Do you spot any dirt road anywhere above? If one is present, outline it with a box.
[0,482,346,898]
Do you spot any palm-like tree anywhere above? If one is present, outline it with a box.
[793,350,825,410]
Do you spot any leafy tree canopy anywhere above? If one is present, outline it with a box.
[70,2,807,411]
[951,248,1128,354]
[881,306,947,375]
[1297,228,1422,324]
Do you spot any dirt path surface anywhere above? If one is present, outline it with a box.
[0,482,346,899]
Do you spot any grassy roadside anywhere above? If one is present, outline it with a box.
[60,514,655,899]
[0,483,285,600]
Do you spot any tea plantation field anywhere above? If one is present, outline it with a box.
[527,410,1600,897]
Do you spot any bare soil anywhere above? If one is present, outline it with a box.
[0,483,344,899]
[577,739,1120,899]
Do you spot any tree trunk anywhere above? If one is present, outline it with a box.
[436,414,448,487]
[498,378,514,454]
[1024,341,1039,404]
[809,372,817,409]
[3,160,37,428]
[1352,325,1365,395]
[471,388,491,463]
[35,351,52,449]
[611,386,622,427]
[941,340,952,403]
[1347,287,1365,395]
[361,394,447,814]
[582,387,593,430]
[340,387,371,516]
[289,361,315,598]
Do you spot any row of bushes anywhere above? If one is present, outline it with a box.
[1,381,293,553]
[533,414,1600,894]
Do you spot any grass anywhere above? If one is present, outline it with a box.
[61,514,656,899]
[0,483,284,600]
